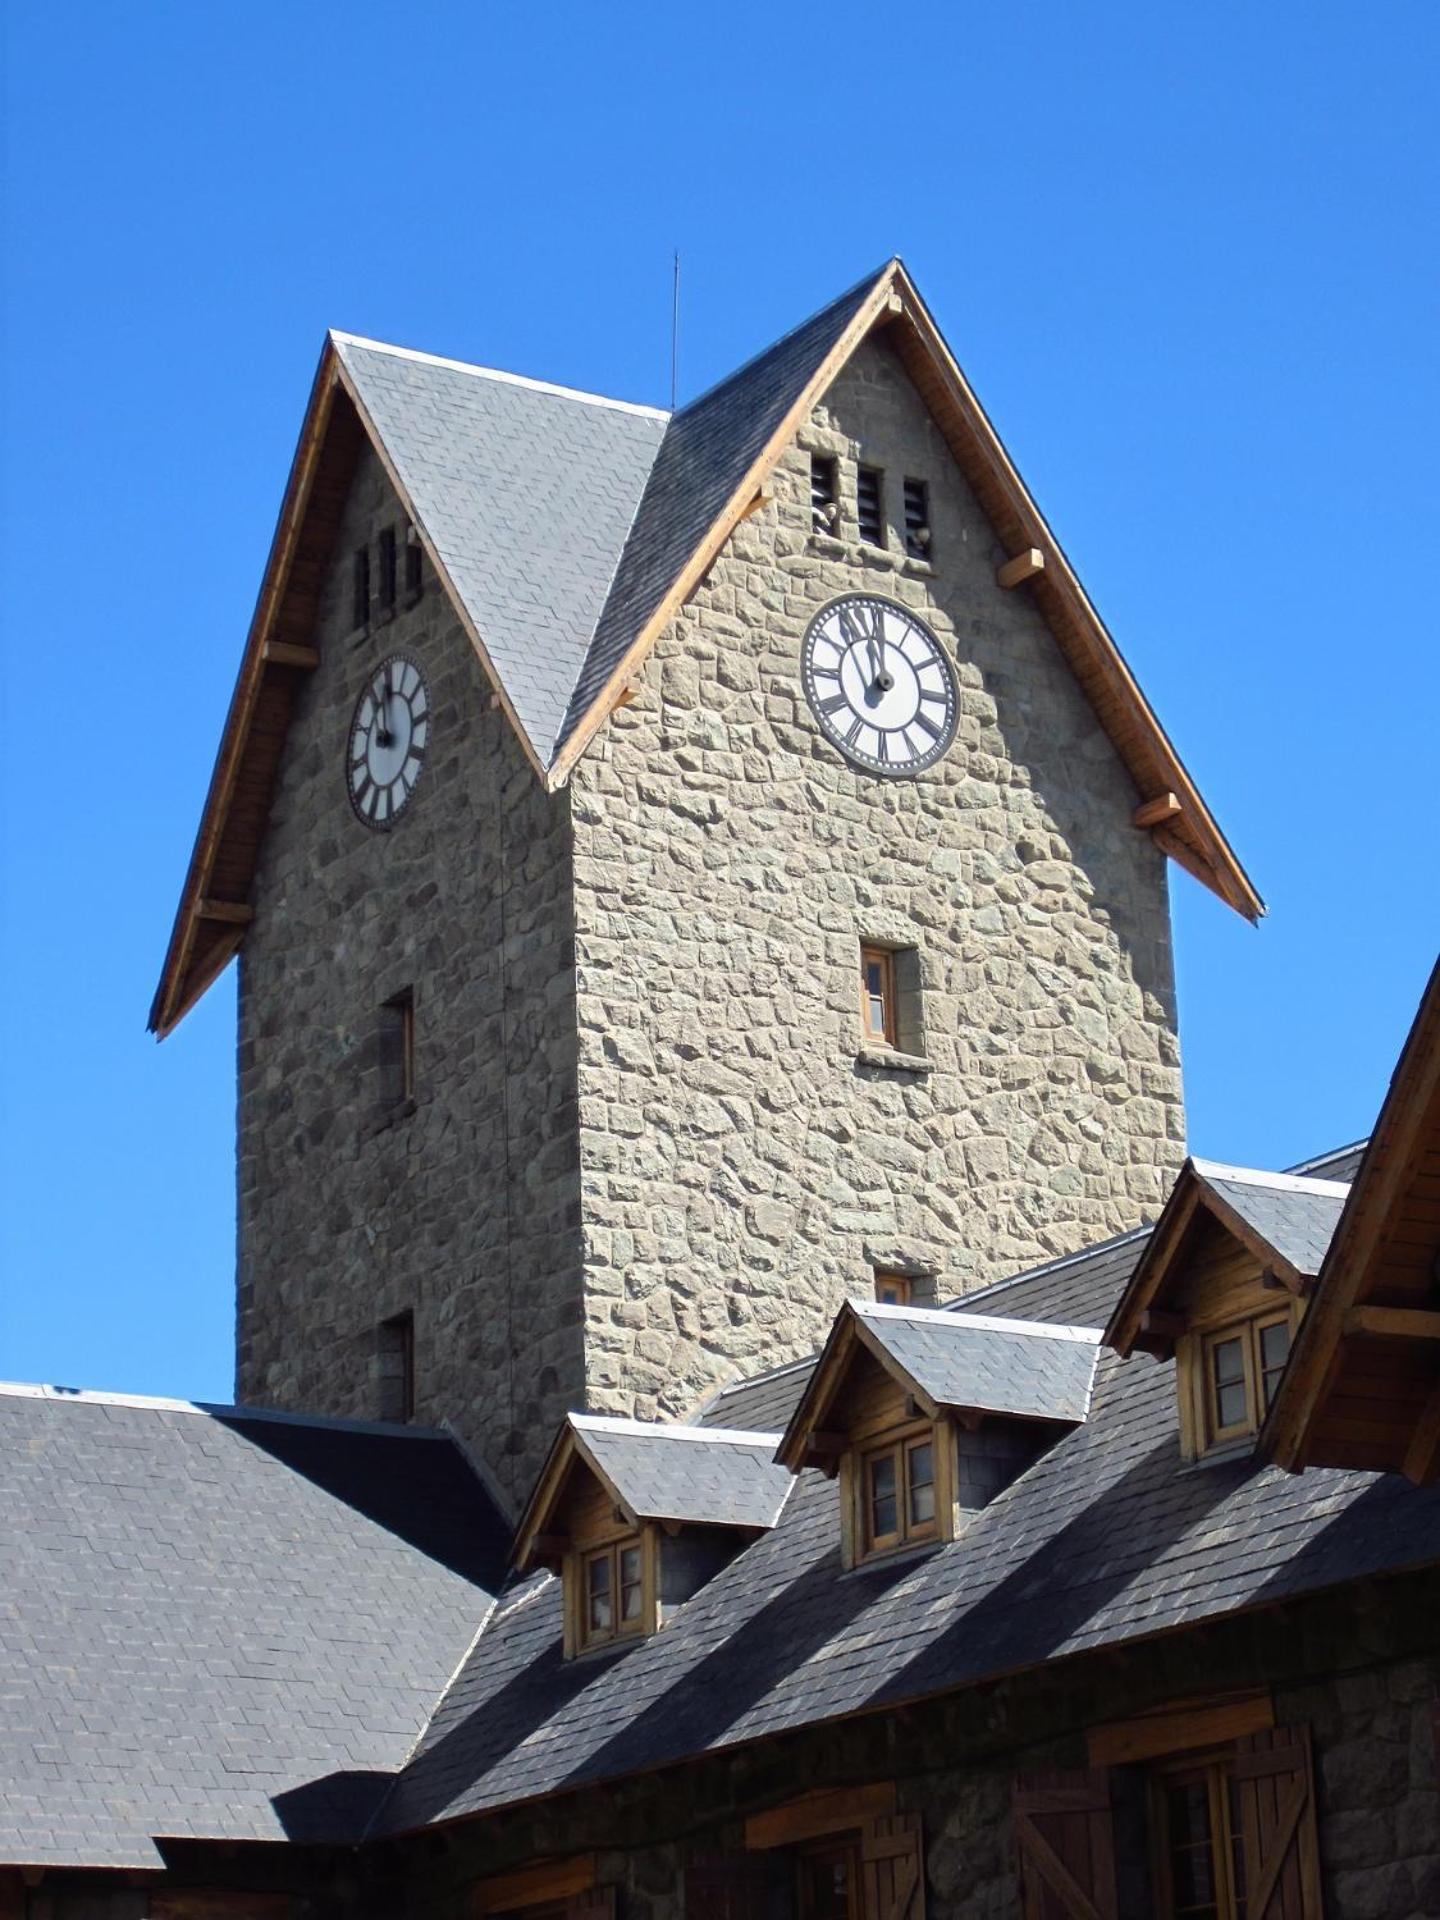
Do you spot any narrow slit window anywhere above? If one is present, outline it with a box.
[903,478,930,558]
[860,945,898,1047]
[380,987,415,1110]
[378,1309,415,1423]
[404,522,423,600]
[810,455,839,534]
[875,1270,912,1306]
[856,465,884,546]
[377,526,398,612]
[352,545,371,631]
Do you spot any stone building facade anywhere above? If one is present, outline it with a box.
[235,323,1184,1496]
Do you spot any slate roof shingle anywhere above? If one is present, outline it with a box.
[850,1303,1101,1424]
[0,1388,506,1867]
[570,1415,792,1530]
[1192,1159,1351,1279]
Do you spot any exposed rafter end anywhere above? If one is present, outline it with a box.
[262,641,319,670]
[996,548,1045,589]
[198,900,254,926]
[738,489,775,523]
[1133,792,1183,829]
[1343,1306,1440,1341]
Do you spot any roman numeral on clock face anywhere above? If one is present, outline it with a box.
[800,595,959,778]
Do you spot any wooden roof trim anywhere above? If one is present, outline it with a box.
[329,347,547,786]
[545,264,902,791]
[884,265,1263,924]
[1265,961,1440,1472]
[775,1306,866,1472]
[1104,1172,1204,1356]
[149,346,343,1036]
[1192,1181,1308,1293]
[510,1418,639,1573]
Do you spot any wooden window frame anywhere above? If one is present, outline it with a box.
[858,1424,940,1561]
[860,946,898,1048]
[572,1529,652,1654]
[856,464,885,548]
[1200,1310,1295,1451]
[378,1308,415,1423]
[381,986,416,1110]
[796,1836,861,1920]
[874,1270,912,1307]
[1150,1748,1248,1920]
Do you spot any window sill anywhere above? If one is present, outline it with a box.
[807,535,937,577]
[370,1096,417,1137]
[846,1538,943,1579]
[855,1047,933,1075]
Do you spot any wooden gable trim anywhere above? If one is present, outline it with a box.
[512,1420,641,1573]
[744,1781,897,1850]
[1104,1174,1204,1357]
[1266,959,1440,1474]
[885,268,1262,925]
[775,1304,940,1472]
[546,266,901,790]
[474,1854,597,1915]
[149,346,357,1036]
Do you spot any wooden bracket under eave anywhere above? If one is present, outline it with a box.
[997,548,1044,589]
[198,899,254,926]
[262,641,319,670]
[1134,792,1183,829]
[739,489,775,523]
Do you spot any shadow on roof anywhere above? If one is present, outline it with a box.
[209,1410,511,1590]
[271,1767,395,1843]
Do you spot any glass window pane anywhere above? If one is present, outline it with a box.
[1211,1337,1248,1429]
[620,1545,643,1621]
[586,1553,612,1631]
[1259,1318,1291,1409]
[907,1440,935,1527]
[868,1452,898,1539]
[1165,1779,1219,1918]
[1213,1336,1245,1385]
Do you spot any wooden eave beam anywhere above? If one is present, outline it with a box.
[1342,1305,1440,1341]
[775,1309,866,1472]
[198,899,254,926]
[1104,1178,1204,1355]
[1133,791,1183,829]
[997,548,1044,589]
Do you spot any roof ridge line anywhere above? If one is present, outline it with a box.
[948,1222,1155,1308]
[1191,1157,1351,1197]
[1284,1136,1370,1176]
[860,1302,1101,1344]
[330,330,671,422]
[0,1378,453,1438]
[571,1411,783,1446]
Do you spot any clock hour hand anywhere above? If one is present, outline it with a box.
[376,671,393,747]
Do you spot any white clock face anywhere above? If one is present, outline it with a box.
[800,595,958,776]
[348,654,430,829]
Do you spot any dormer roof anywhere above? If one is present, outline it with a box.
[513,1413,792,1573]
[776,1300,1101,1472]
[1105,1158,1350,1358]
[1266,956,1440,1480]
[150,258,1261,1036]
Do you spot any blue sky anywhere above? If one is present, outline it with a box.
[1,2,1436,1402]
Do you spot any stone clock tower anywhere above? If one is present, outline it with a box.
[152,261,1260,1501]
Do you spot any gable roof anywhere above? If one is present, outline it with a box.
[1105,1158,1351,1358]
[151,260,1260,1037]
[776,1300,1101,1471]
[513,1412,791,1573]
[1267,957,1440,1480]
[0,1385,507,1867]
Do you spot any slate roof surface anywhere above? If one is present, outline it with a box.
[851,1304,1101,1423]
[0,1388,506,1867]
[335,335,668,768]
[379,1331,1440,1834]
[554,266,887,758]
[573,1416,792,1530]
[1193,1160,1351,1278]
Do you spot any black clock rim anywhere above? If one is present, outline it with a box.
[800,593,959,779]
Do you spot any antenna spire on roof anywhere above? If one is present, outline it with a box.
[670,249,680,411]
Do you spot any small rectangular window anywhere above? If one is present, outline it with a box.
[377,526,398,612]
[875,1270,912,1307]
[1200,1310,1295,1450]
[378,1309,415,1423]
[380,987,415,1110]
[797,1841,860,1920]
[856,465,884,547]
[404,522,423,601]
[580,1536,646,1649]
[903,478,930,558]
[352,545,371,631]
[860,1429,940,1558]
[860,945,898,1048]
[810,455,839,534]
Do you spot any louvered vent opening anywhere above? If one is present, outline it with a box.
[857,465,884,547]
[810,455,839,534]
[351,546,371,631]
[903,478,930,558]
[404,522,423,600]
[377,526,398,612]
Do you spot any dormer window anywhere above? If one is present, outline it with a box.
[1104,1158,1347,1463]
[777,1301,1099,1570]
[511,1413,791,1658]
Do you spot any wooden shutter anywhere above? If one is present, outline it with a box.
[684,1852,792,1920]
[1230,1726,1322,1919]
[1012,1771,1118,1920]
[861,1814,924,1920]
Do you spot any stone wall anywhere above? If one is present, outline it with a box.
[389,1569,1440,1920]
[236,441,583,1504]
[569,331,1184,1422]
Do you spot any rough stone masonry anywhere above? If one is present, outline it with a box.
[237,331,1183,1502]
